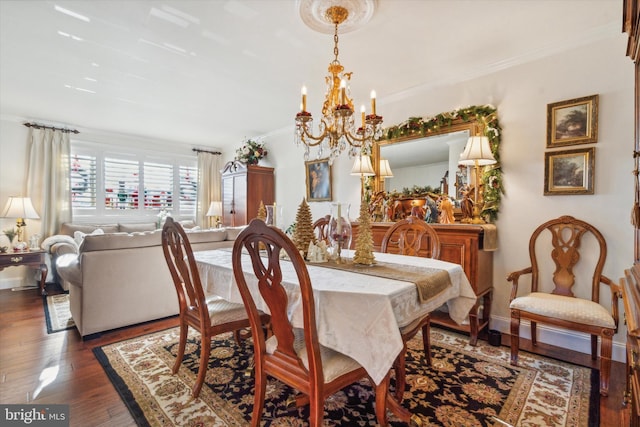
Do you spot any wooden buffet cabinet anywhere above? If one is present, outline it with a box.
[351,222,494,345]
[221,161,274,227]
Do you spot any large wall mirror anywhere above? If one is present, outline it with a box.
[370,105,502,223]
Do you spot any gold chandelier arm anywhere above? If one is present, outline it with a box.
[298,120,329,146]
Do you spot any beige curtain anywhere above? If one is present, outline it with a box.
[25,128,71,237]
[196,152,222,227]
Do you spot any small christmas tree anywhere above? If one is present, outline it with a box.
[353,200,376,265]
[293,198,316,257]
[257,200,267,221]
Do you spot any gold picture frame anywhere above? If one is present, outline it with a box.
[544,147,595,195]
[305,159,332,202]
[546,94,598,147]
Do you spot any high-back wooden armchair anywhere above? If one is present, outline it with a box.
[161,217,268,398]
[508,215,621,396]
[381,215,439,401]
[232,219,390,427]
[312,214,331,244]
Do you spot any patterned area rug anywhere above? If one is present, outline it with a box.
[93,327,598,427]
[43,292,75,333]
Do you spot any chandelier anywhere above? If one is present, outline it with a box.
[294,5,383,165]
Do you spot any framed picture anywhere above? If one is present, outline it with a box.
[544,147,595,195]
[546,94,598,147]
[305,159,332,202]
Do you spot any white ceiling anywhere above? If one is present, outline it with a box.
[0,0,623,152]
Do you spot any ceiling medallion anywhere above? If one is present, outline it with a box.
[298,0,377,34]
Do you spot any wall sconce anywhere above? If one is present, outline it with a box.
[458,136,496,224]
[1,196,40,246]
[206,201,223,228]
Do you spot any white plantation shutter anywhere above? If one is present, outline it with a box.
[179,164,197,215]
[70,141,198,219]
[71,154,97,208]
[144,162,173,209]
[104,157,139,210]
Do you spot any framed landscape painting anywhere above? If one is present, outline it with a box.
[305,159,332,202]
[544,147,595,195]
[546,94,598,148]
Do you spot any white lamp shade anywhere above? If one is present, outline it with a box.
[206,201,222,217]
[379,159,394,178]
[1,197,39,219]
[350,155,375,176]
[458,136,497,166]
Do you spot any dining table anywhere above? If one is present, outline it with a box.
[194,248,477,423]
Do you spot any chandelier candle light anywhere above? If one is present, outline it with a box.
[295,5,383,164]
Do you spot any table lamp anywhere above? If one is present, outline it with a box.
[458,136,497,224]
[206,201,223,228]
[350,155,376,199]
[1,196,40,246]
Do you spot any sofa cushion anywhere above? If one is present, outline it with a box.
[60,223,119,236]
[224,226,247,241]
[80,231,161,252]
[186,228,227,243]
[119,222,157,233]
[74,228,104,245]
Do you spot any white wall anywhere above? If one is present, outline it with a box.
[260,33,635,361]
[0,33,634,360]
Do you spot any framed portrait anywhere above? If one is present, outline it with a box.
[544,147,595,195]
[546,94,598,147]
[305,159,332,202]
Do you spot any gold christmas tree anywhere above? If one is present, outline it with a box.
[353,200,376,265]
[293,198,316,256]
[257,200,267,221]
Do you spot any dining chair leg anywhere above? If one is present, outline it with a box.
[374,372,390,427]
[530,321,537,345]
[509,310,520,366]
[173,323,188,374]
[600,331,614,396]
[251,372,267,427]
[394,350,407,402]
[421,323,432,366]
[192,334,211,398]
[309,392,324,427]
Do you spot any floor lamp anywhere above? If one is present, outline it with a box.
[458,136,496,224]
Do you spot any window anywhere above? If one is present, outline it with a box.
[70,142,197,220]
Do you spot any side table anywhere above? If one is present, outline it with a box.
[0,250,48,296]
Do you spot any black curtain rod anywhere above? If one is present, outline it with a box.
[24,122,79,134]
[192,148,221,155]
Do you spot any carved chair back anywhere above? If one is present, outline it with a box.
[528,215,607,300]
[232,219,323,384]
[312,214,331,244]
[381,215,441,259]
[162,216,209,328]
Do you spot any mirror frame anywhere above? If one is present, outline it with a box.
[371,105,503,222]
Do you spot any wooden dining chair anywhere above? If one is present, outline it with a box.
[508,215,621,396]
[232,219,391,427]
[381,215,439,401]
[161,217,269,398]
[312,214,331,244]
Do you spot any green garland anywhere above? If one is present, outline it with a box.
[382,105,503,222]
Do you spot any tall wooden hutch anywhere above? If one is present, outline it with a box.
[221,161,274,227]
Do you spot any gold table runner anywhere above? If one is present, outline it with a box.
[310,260,452,303]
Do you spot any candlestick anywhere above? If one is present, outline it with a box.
[340,80,346,105]
[370,90,376,115]
[301,86,307,112]
[360,105,365,128]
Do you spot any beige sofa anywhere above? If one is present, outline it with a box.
[54,223,244,338]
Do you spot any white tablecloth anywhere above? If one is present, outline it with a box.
[194,250,476,385]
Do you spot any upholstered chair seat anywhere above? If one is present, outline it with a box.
[510,292,615,329]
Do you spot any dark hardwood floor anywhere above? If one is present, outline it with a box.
[0,284,630,426]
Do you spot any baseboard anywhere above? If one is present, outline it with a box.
[490,315,626,363]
